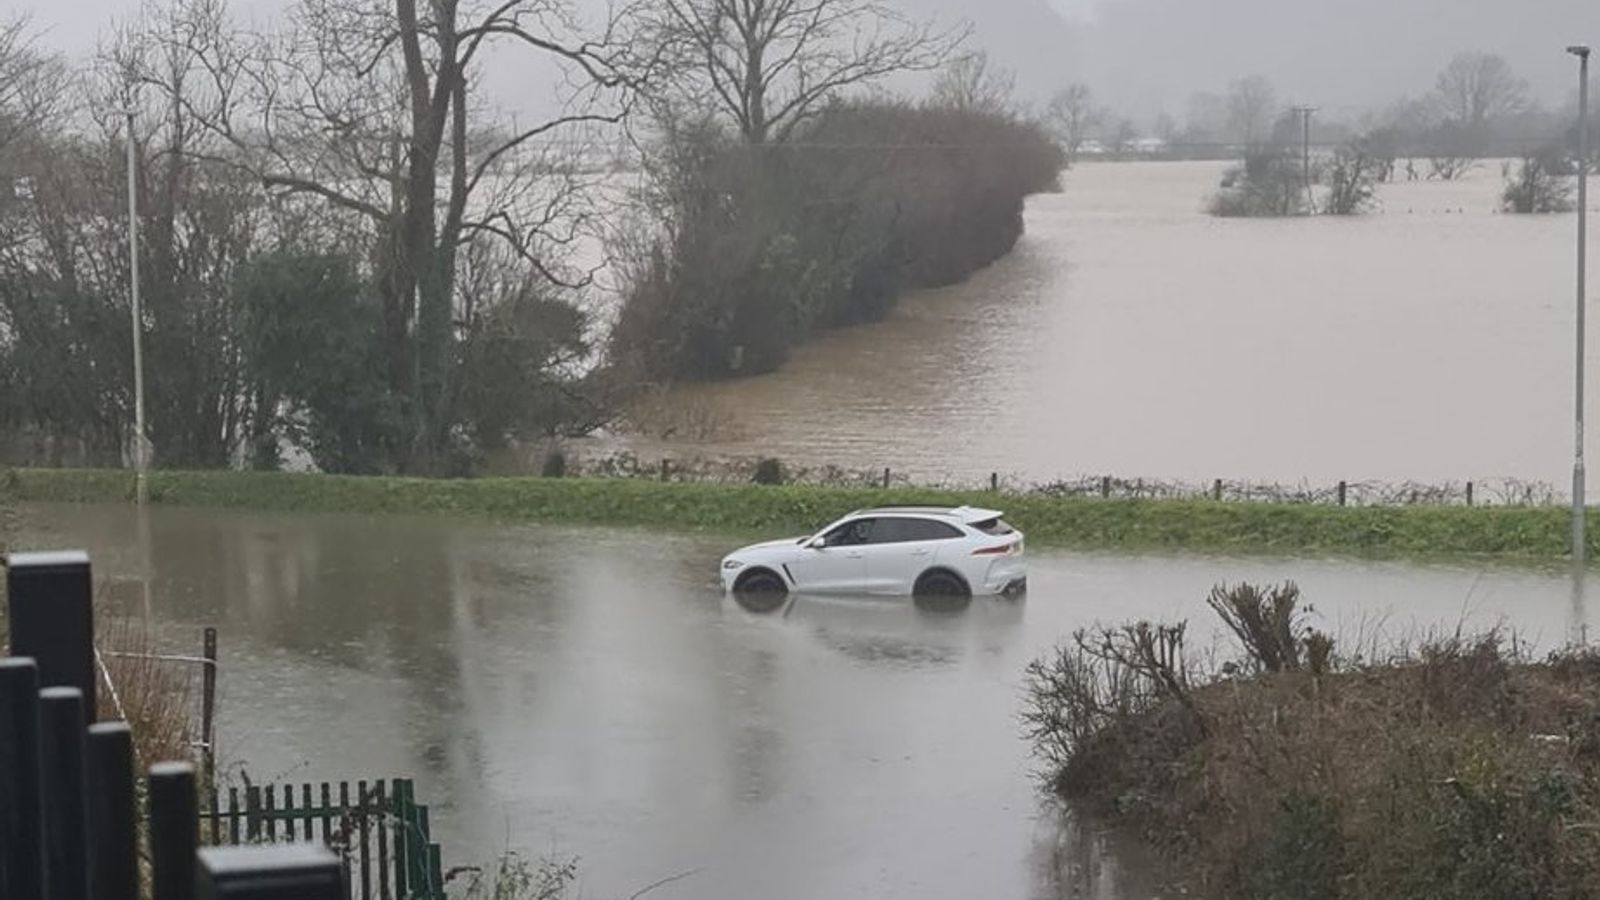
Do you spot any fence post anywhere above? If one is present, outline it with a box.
[150,762,198,900]
[882,467,891,490]
[1337,481,1348,507]
[659,459,670,482]
[6,551,96,723]
[0,658,46,900]
[1466,481,1475,507]
[1100,476,1111,498]
[39,687,91,900]
[1212,479,1224,501]
[197,845,343,900]
[202,627,218,784]
[87,723,139,900]
[990,472,998,492]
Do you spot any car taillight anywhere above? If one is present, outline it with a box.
[974,540,1023,556]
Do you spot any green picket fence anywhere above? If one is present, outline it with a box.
[200,778,445,900]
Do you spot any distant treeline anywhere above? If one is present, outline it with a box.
[608,102,1063,380]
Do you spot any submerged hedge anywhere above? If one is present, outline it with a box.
[4,467,1594,561]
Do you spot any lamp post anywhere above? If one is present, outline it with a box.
[118,107,148,505]
[1570,45,1590,562]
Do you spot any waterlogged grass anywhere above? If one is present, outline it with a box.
[2,467,1590,560]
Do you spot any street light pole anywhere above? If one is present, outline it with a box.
[1292,106,1317,212]
[1570,45,1590,563]
[122,108,148,505]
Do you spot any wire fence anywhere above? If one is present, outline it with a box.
[542,450,1560,508]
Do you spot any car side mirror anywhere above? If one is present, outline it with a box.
[808,537,828,550]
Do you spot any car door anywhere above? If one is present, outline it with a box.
[861,518,964,593]
[786,518,874,593]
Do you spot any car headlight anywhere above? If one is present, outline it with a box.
[722,560,744,570]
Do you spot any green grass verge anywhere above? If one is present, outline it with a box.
[2,467,1589,561]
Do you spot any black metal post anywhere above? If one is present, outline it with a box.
[0,658,46,900]
[7,551,96,722]
[88,723,139,900]
[149,762,198,900]
[197,845,344,900]
[201,627,218,783]
[39,687,90,900]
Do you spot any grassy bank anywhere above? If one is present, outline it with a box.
[1023,585,1600,899]
[3,467,1595,561]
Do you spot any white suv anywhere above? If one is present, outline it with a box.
[720,506,1026,598]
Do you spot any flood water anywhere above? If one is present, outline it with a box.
[15,502,1600,899]
[626,161,1591,489]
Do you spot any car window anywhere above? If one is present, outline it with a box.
[970,517,1015,536]
[869,517,964,544]
[823,518,876,546]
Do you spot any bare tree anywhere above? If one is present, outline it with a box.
[0,18,62,159]
[1225,75,1276,147]
[1045,83,1101,162]
[931,51,1014,114]
[1433,52,1527,128]
[640,0,965,145]
[131,0,640,469]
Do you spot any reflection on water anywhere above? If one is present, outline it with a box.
[624,161,1591,490]
[1032,810,1171,900]
[15,502,1600,898]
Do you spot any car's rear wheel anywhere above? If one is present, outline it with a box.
[913,569,971,600]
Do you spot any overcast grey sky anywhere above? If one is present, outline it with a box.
[7,0,1600,124]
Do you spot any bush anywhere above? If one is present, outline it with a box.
[1322,144,1380,215]
[540,448,567,479]
[1023,583,1600,898]
[1503,152,1574,214]
[1210,151,1308,217]
[752,457,786,485]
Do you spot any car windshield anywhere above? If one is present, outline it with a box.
[970,517,1014,536]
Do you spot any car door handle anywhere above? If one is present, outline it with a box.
[910,549,930,556]
[846,552,865,559]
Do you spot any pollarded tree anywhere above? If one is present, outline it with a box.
[640,0,965,145]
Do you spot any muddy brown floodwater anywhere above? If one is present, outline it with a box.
[614,161,1591,490]
[15,503,1600,898]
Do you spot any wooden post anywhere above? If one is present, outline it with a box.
[659,459,670,481]
[1337,481,1347,506]
[7,551,96,722]
[1212,478,1224,501]
[202,627,217,785]
[39,687,90,900]
[882,467,891,489]
[0,659,46,900]
[88,723,139,900]
[1100,476,1111,498]
[1466,481,1475,506]
[150,762,198,900]
[990,472,999,492]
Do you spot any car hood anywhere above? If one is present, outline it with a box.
[728,537,808,557]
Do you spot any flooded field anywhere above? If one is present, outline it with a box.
[618,161,1590,490]
[15,502,1600,898]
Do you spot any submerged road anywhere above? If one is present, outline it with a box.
[17,502,1599,898]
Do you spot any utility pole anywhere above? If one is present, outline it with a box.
[1569,45,1590,562]
[123,107,148,505]
[1292,106,1317,212]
